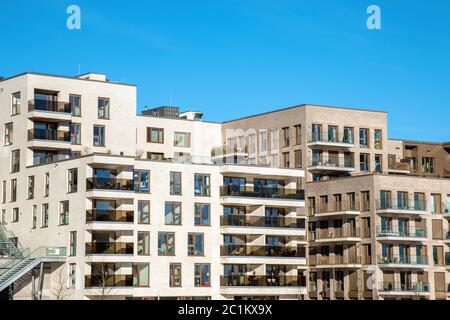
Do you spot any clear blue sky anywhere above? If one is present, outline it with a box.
[1,0,449,142]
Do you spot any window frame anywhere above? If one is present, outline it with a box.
[4,122,13,146]
[93,125,105,147]
[59,201,69,225]
[70,94,82,117]
[147,127,164,144]
[169,263,182,287]
[138,200,150,224]
[194,203,210,226]
[188,233,205,256]
[194,263,211,287]
[68,168,78,193]
[165,201,182,225]
[158,232,175,256]
[194,174,211,197]
[97,97,110,119]
[170,171,182,195]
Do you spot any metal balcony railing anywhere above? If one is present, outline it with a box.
[376,199,427,212]
[28,99,71,113]
[379,282,429,293]
[377,255,428,265]
[307,133,355,145]
[220,275,304,287]
[86,178,134,191]
[86,210,134,223]
[310,228,360,240]
[28,129,71,142]
[85,242,134,255]
[309,255,361,265]
[312,200,361,215]
[309,160,355,169]
[221,245,304,258]
[220,215,305,229]
[220,185,305,200]
[376,226,427,238]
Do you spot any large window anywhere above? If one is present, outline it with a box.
[12,208,19,223]
[170,263,182,287]
[4,123,13,146]
[343,127,354,144]
[93,125,105,146]
[359,128,369,148]
[194,264,211,287]
[11,92,21,115]
[282,152,290,168]
[194,174,210,196]
[375,154,382,173]
[10,179,17,202]
[32,205,37,229]
[70,94,81,116]
[98,97,110,119]
[42,203,49,227]
[138,200,150,224]
[2,181,6,204]
[28,176,35,199]
[11,150,20,173]
[158,232,175,256]
[422,157,434,174]
[282,127,290,147]
[188,233,204,256]
[68,168,78,193]
[44,173,50,197]
[259,131,267,151]
[360,153,370,171]
[294,150,302,168]
[70,123,81,145]
[69,264,76,289]
[195,203,210,226]
[170,172,182,195]
[147,127,164,143]
[374,129,383,149]
[137,231,150,256]
[295,124,302,145]
[133,263,149,287]
[59,201,69,225]
[69,231,77,256]
[134,170,150,193]
[165,202,182,225]
[174,132,191,147]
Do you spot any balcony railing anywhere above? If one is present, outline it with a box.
[221,245,304,258]
[220,185,305,200]
[376,226,427,238]
[379,282,429,293]
[85,242,134,255]
[85,274,133,288]
[376,199,427,212]
[309,255,361,266]
[377,255,428,265]
[309,160,355,169]
[388,161,412,172]
[28,99,71,113]
[307,133,355,145]
[28,129,71,142]
[220,215,305,229]
[310,228,360,240]
[312,201,361,215]
[86,178,134,191]
[86,210,134,223]
[212,144,248,157]
[220,275,303,287]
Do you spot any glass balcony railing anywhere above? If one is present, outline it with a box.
[307,133,355,145]
[85,242,134,255]
[28,99,71,113]
[379,282,429,293]
[28,129,71,142]
[220,275,304,287]
[377,255,428,265]
[310,228,360,240]
[220,185,305,200]
[376,199,427,212]
[220,215,305,229]
[312,201,361,215]
[309,255,361,266]
[308,160,355,169]
[86,210,134,223]
[86,178,134,191]
[376,226,427,238]
[85,274,133,288]
[221,245,305,258]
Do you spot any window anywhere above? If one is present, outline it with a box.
[359,128,369,148]
[158,232,175,256]
[282,127,290,147]
[134,170,150,193]
[188,233,204,256]
[195,203,210,226]
[170,172,182,195]
[137,231,150,256]
[68,168,78,193]
[294,150,302,168]
[133,263,149,287]
[11,150,20,173]
[248,134,256,153]
[28,176,35,199]
[194,174,210,196]
[431,194,442,214]
[170,264,182,287]
[32,205,37,229]
[11,92,21,115]
[422,157,434,174]
[70,123,81,145]
[12,208,19,223]
[165,202,182,225]
[44,173,50,197]
[194,264,211,287]
[69,231,77,256]
[2,181,6,204]
[98,97,110,119]
[343,127,354,144]
[93,125,105,146]
[10,179,17,202]
[147,127,164,143]
[69,264,76,289]
[42,204,49,227]
[375,154,382,173]
[311,124,323,142]
[270,129,279,149]
[374,129,382,149]
[4,123,13,146]
[259,131,267,151]
[138,200,150,224]
[361,191,370,211]
[59,201,69,225]
[271,154,279,168]
[282,152,290,168]
[148,152,165,161]
[0,209,5,224]
[328,126,338,142]
[294,124,302,145]
[69,94,81,117]
[360,153,370,171]
[174,132,191,147]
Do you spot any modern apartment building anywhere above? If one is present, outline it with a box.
[0,71,448,300]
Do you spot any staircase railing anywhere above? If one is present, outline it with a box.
[0,224,25,258]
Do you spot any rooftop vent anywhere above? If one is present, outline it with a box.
[179,111,203,121]
[142,106,180,118]
[77,73,107,81]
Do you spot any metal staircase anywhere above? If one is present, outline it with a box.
[0,224,23,258]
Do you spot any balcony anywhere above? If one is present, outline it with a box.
[212,144,248,158]
[86,178,134,191]
[85,242,134,255]
[377,255,428,267]
[376,199,427,215]
[310,228,361,242]
[310,201,360,218]
[308,160,355,173]
[307,133,355,148]
[309,255,361,267]
[28,99,71,114]
[388,161,412,175]
[85,274,133,288]
[221,245,304,258]
[376,226,427,240]
[86,210,134,223]
[220,215,305,229]
[220,185,304,200]
[220,275,303,287]
[28,129,71,142]
[379,282,430,294]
